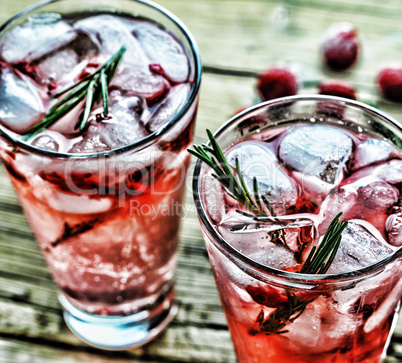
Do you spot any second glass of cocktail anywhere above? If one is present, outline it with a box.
[0,0,201,350]
[192,96,402,362]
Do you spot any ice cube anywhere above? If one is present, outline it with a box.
[70,93,149,152]
[68,130,110,154]
[364,278,402,333]
[221,228,297,270]
[75,16,168,100]
[285,296,360,353]
[34,32,99,86]
[111,64,168,99]
[225,141,298,215]
[326,222,394,274]
[377,160,402,185]
[291,171,335,202]
[333,266,394,312]
[48,192,113,214]
[49,99,86,136]
[345,160,402,186]
[319,177,399,235]
[74,15,148,66]
[351,139,392,171]
[357,180,399,212]
[30,130,75,153]
[319,187,358,233]
[132,21,190,83]
[109,91,147,122]
[99,95,149,149]
[279,125,353,189]
[284,298,322,350]
[1,14,76,63]
[31,133,59,152]
[0,65,45,133]
[35,48,79,84]
[201,174,226,224]
[219,216,315,269]
[146,84,190,133]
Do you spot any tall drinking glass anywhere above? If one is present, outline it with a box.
[0,0,201,349]
[193,96,402,362]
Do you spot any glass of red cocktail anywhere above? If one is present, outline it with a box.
[0,0,201,350]
[193,96,402,362]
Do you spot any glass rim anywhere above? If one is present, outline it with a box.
[193,94,402,284]
[0,0,202,159]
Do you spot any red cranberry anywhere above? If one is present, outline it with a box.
[149,63,165,77]
[47,81,58,91]
[246,285,289,309]
[318,80,356,100]
[257,67,298,101]
[377,66,402,103]
[322,22,359,72]
[146,80,170,107]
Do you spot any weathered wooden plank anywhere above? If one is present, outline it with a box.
[0,337,162,363]
[0,298,235,363]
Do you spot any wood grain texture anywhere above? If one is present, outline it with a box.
[0,0,401,362]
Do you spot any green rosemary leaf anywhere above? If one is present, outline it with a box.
[319,224,347,273]
[48,81,89,113]
[207,129,235,181]
[188,149,214,169]
[235,209,256,219]
[50,75,91,100]
[203,145,215,154]
[261,194,277,218]
[105,46,126,80]
[236,157,257,213]
[253,177,267,217]
[75,78,96,131]
[301,246,316,272]
[300,213,347,274]
[100,68,109,117]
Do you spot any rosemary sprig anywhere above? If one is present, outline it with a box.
[300,212,347,274]
[189,130,348,334]
[189,129,278,221]
[253,213,348,335]
[22,46,127,140]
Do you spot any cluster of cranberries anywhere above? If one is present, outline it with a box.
[256,22,402,104]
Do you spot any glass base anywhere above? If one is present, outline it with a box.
[58,290,178,350]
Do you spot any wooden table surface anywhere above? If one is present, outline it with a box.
[0,0,402,362]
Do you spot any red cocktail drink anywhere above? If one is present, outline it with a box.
[0,0,201,349]
[193,96,402,362]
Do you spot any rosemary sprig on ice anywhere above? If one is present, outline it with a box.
[251,212,348,335]
[189,130,282,220]
[22,46,127,140]
[189,129,348,334]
